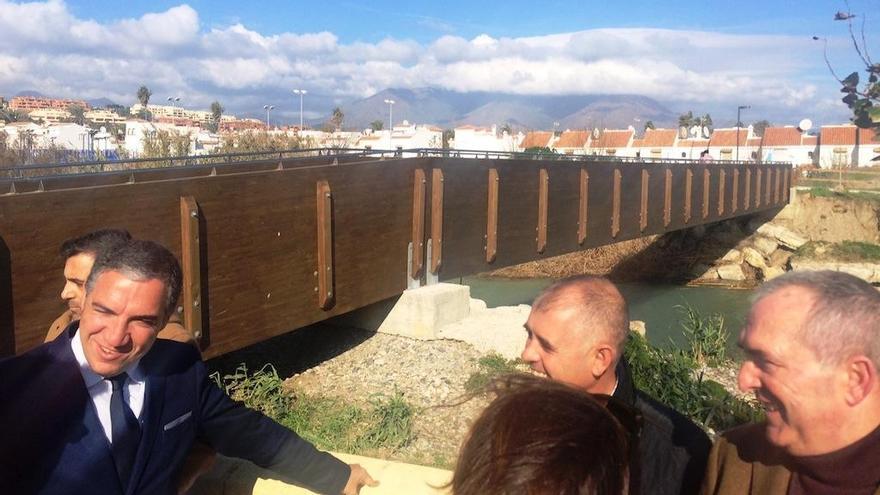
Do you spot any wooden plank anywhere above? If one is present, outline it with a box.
[178,196,203,342]
[684,169,693,224]
[612,169,621,237]
[717,169,726,216]
[784,167,791,202]
[764,166,772,206]
[640,169,649,232]
[664,169,672,227]
[411,169,426,279]
[537,168,549,253]
[702,169,710,219]
[430,168,443,274]
[578,169,589,244]
[755,168,762,208]
[774,167,781,205]
[486,168,499,263]
[732,169,739,213]
[316,180,334,310]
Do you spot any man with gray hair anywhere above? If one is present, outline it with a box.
[701,270,880,494]
[522,275,711,495]
[0,239,376,494]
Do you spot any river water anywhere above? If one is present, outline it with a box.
[457,276,754,355]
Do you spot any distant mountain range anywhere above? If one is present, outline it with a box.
[333,88,679,131]
[14,90,118,109]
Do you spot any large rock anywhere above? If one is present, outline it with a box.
[756,223,808,249]
[769,249,794,268]
[762,266,787,280]
[717,264,747,281]
[742,247,768,270]
[789,260,880,284]
[721,249,743,263]
[692,263,719,280]
[753,236,779,257]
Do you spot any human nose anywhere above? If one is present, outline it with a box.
[103,318,130,348]
[61,281,75,301]
[737,360,760,393]
[521,337,538,363]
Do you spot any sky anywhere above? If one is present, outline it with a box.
[0,0,876,126]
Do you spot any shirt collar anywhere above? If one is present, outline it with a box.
[70,328,145,386]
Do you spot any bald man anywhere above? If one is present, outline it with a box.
[522,275,711,495]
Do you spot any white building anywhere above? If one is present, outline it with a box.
[124,119,200,157]
[452,125,520,153]
[760,127,817,166]
[817,125,880,169]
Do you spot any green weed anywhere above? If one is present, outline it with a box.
[678,304,729,368]
[464,353,524,393]
[796,240,880,263]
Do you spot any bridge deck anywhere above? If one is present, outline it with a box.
[0,150,790,357]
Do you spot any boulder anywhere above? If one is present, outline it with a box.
[721,249,742,263]
[742,247,768,270]
[756,223,808,249]
[692,263,719,280]
[629,320,647,337]
[753,236,779,257]
[717,264,747,281]
[789,260,880,284]
[768,249,794,268]
[762,266,787,280]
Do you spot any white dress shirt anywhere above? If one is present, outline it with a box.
[71,329,146,443]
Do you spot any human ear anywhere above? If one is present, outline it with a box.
[844,356,876,406]
[591,345,616,378]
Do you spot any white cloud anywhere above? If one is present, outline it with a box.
[0,1,853,123]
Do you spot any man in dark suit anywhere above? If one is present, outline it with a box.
[0,239,376,495]
[521,275,711,495]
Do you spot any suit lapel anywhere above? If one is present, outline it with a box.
[127,372,166,494]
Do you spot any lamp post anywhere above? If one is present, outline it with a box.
[383,99,395,148]
[167,97,180,120]
[736,105,750,161]
[293,89,307,131]
[263,105,274,130]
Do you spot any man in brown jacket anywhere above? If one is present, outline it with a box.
[701,270,880,495]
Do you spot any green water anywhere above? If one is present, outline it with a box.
[457,276,753,354]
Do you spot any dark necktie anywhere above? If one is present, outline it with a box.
[108,373,141,491]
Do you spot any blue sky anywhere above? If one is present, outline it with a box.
[0,0,876,126]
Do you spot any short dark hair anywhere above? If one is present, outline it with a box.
[451,374,629,495]
[532,275,629,355]
[60,229,132,260]
[85,240,182,321]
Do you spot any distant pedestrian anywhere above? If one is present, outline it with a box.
[699,150,712,162]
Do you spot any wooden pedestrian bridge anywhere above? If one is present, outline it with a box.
[0,148,791,358]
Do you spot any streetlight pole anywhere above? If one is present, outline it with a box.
[167,97,180,121]
[293,89,307,131]
[383,99,395,148]
[263,105,274,130]
[736,105,750,161]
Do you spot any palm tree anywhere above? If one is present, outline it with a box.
[137,85,152,120]
[210,101,224,132]
[331,107,344,131]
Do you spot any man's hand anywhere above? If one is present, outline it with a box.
[341,463,378,495]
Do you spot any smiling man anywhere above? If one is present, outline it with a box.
[522,275,710,495]
[0,240,376,495]
[701,270,880,495]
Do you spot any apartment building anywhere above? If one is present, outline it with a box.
[519,131,554,150]
[760,127,817,166]
[84,109,127,124]
[588,129,635,157]
[28,108,72,124]
[130,103,215,127]
[552,130,590,155]
[817,125,880,168]
[452,125,520,152]
[637,128,679,159]
[707,127,753,161]
[10,96,89,113]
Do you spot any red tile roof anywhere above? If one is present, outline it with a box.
[590,129,633,148]
[631,138,643,147]
[521,131,553,149]
[818,125,880,145]
[747,137,761,147]
[803,135,818,145]
[554,130,589,148]
[709,128,749,147]
[641,128,677,147]
[679,138,709,147]
[762,127,804,147]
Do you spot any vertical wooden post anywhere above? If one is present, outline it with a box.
[179,196,202,341]
[731,169,740,213]
[702,168,710,219]
[774,167,781,205]
[486,168,499,263]
[639,169,649,232]
[717,169,726,216]
[755,168,762,208]
[316,180,334,310]
[783,167,791,202]
[612,169,621,237]
[684,169,693,223]
[764,166,772,206]
[430,168,444,274]
[663,169,672,227]
[745,167,752,210]
[537,168,549,253]
[411,169,426,279]
[578,169,589,244]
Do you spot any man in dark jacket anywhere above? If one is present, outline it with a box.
[521,275,711,495]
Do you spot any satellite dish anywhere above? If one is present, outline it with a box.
[679,126,688,139]
[702,126,710,138]
[592,128,600,139]
[798,119,812,132]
